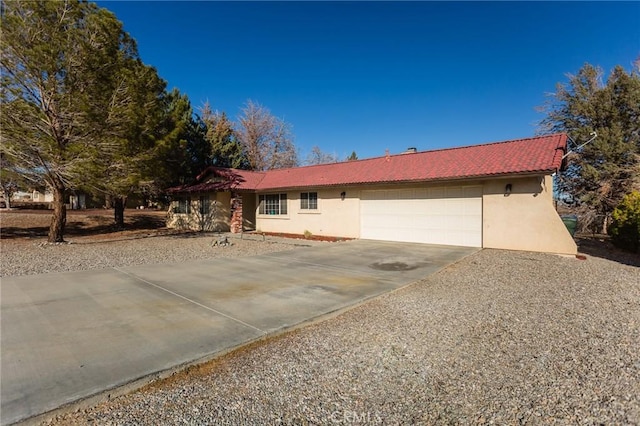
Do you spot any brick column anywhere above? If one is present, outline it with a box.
[230,194,243,234]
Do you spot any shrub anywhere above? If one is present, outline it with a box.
[609,191,640,253]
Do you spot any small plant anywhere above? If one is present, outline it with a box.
[303,229,313,239]
[609,191,640,253]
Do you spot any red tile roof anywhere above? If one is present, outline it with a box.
[167,167,266,193]
[169,134,567,193]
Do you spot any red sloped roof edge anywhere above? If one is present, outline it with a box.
[254,133,568,190]
[167,166,266,193]
[168,133,567,193]
[550,133,568,171]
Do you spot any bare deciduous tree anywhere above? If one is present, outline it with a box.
[236,100,298,171]
[306,146,339,165]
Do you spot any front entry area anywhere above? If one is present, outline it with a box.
[360,186,483,247]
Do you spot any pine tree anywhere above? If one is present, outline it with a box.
[201,103,248,169]
[89,62,169,228]
[0,0,142,241]
[154,90,210,188]
[539,62,640,233]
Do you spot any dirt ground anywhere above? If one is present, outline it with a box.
[0,208,172,242]
[574,234,640,267]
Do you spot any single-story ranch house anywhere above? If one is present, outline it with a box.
[167,133,577,255]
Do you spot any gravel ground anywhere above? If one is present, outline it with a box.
[27,245,638,425]
[0,234,321,277]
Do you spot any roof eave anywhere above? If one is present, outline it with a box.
[254,169,558,192]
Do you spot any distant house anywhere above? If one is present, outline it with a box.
[167,134,576,255]
[31,189,53,203]
[31,189,85,209]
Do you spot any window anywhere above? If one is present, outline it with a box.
[300,192,318,210]
[175,197,191,214]
[259,193,287,215]
[199,195,210,215]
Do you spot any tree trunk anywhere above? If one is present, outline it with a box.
[48,184,66,243]
[113,196,126,229]
[602,215,608,235]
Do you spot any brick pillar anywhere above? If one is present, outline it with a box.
[230,194,243,233]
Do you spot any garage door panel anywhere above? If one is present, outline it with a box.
[361,186,482,247]
[461,215,482,231]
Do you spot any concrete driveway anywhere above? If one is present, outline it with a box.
[1,240,477,425]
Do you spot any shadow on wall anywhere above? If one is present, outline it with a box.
[169,200,231,232]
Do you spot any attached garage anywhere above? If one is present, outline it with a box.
[169,133,578,255]
[360,186,482,247]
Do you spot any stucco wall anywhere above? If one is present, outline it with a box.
[168,176,576,255]
[167,192,231,232]
[482,176,577,254]
[255,188,361,238]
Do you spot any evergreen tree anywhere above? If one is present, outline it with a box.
[201,103,248,169]
[0,153,22,209]
[0,0,142,241]
[88,62,169,228]
[154,90,210,188]
[539,62,640,233]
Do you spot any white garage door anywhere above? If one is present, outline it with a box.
[360,186,482,247]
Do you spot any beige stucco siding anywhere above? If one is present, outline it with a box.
[167,192,231,232]
[168,174,576,255]
[482,176,577,254]
[255,188,361,238]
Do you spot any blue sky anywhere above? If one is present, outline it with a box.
[98,1,639,161]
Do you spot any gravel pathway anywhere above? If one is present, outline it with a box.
[33,247,639,425]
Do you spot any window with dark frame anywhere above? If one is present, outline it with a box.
[259,193,287,215]
[199,195,210,215]
[175,197,191,214]
[300,192,318,210]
